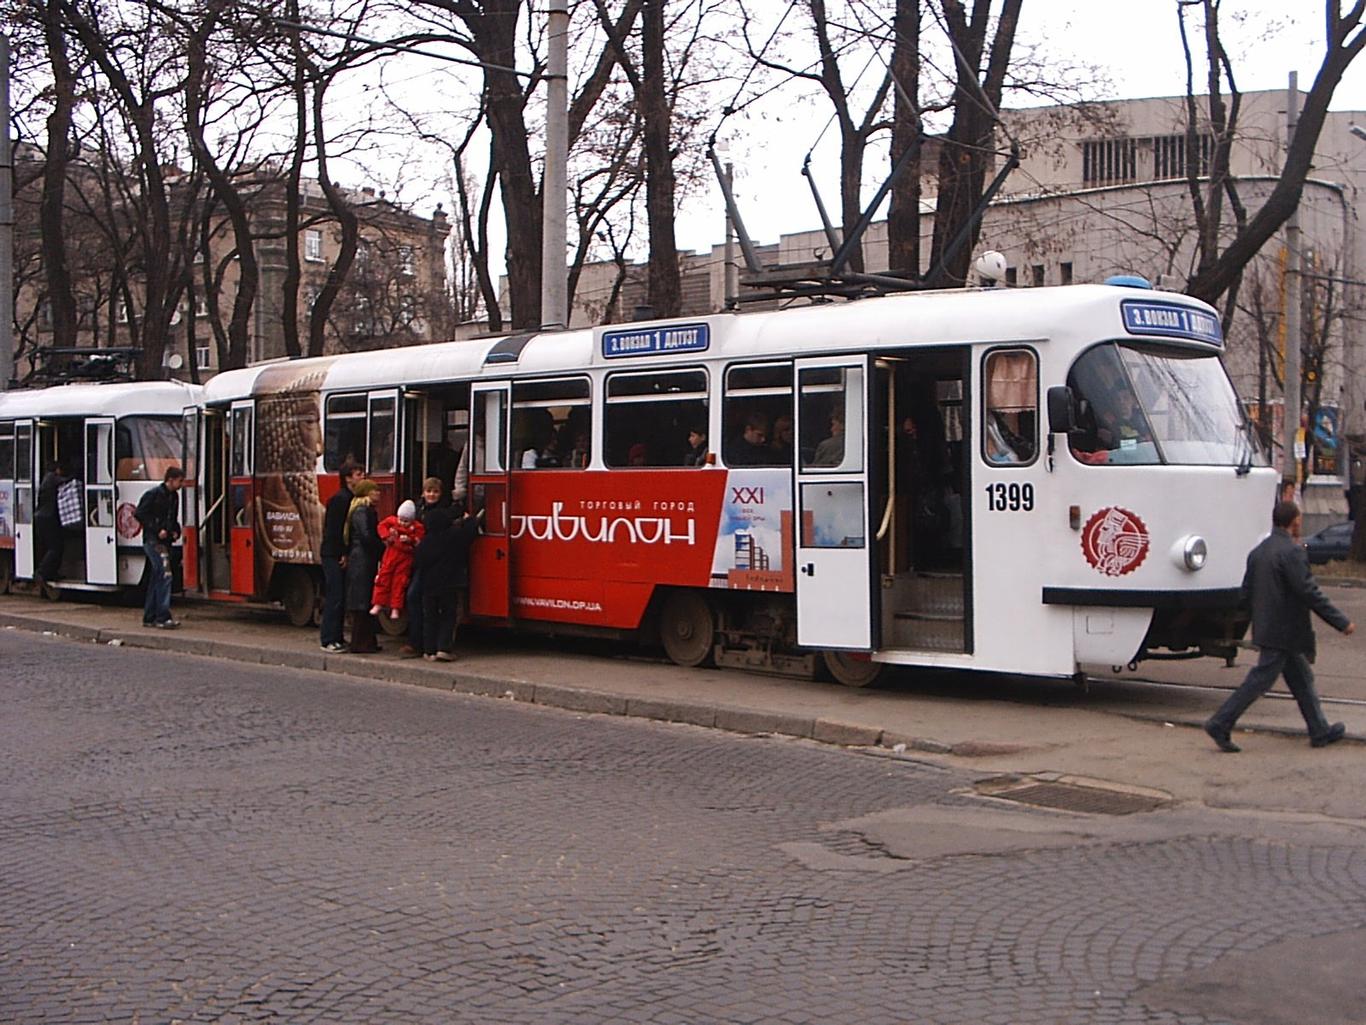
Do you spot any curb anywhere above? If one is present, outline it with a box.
[1318,575,1366,589]
[1,612,927,757]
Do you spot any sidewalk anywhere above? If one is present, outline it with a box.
[3,591,1364,819]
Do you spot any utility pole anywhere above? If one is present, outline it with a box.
[0,34,14,390]
[539,0,569,331]
[723,158,737,309]
[1282,72,1302,492]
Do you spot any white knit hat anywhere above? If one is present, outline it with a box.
[397,499,417,521]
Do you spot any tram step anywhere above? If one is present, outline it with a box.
[891,611,965,652]
[908,572,965,616]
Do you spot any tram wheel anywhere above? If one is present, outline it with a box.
[0,554,11,595]
[279,568,318,628]
[378,609,408,636]
[659,590,716,668]
[820,649,885,688]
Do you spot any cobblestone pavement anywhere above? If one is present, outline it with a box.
[3,632,1366,1024]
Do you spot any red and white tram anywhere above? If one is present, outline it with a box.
[187,281,1275,685]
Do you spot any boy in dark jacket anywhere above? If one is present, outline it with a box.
[400,477,451,658]
[412,501,480,662]
[134,466,185,628]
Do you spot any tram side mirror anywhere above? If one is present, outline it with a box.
[1046,385,1079,434]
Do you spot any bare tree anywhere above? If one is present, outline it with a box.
[1181,1,1366,304]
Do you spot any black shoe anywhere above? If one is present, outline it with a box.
[1310,722,1347,748]
[1204,720,1241,753]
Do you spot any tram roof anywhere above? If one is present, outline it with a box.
[204,283,1219,400]
[0,380,202,420]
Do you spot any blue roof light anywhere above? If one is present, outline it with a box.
[1105,274,1153,289]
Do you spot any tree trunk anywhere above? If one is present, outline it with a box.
[467,0,541,330]
[281,0,307,360]
[887,0,921,278]
[308,76,360,357]
[185,5,257,371]
[641,0,680,316]
[40,0,78,349]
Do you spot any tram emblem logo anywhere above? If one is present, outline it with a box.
[1081,506,1150,577]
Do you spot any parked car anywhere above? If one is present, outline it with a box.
[1304,521,1355,564]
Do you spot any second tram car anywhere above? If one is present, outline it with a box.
[184,282,1276,684]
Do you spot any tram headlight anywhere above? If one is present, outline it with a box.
[1180,535,1208,571]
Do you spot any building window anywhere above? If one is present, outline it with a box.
[304,229,323,263]
[1082,137,1137,186]
[1060,262,1073,286]
[398,246,415,278]
[1031,265,1045,287]
[1151,132,1212,180]
[196,345,212,370]
[1005,267,1017,287]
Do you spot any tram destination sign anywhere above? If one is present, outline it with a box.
[1120,300,1222,346]
[602,323,710,359]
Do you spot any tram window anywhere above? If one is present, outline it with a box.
[605,369,708,468]
[471,388,507,474]
[16,424,32,482]
[1067,344,1159,465]
[723,362,793,467]
[798,366,863,473]
[324,394,368,471]
[229,407,253,477]
[982,349,1038,466]
[115,417,182,480]
[368,395,397,474]
[0,426,13,480]
[512,377,591,469]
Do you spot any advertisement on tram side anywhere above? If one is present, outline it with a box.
[506,467,795,629]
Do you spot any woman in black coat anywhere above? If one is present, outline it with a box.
[343,479,383,653]
[34,461,68,582]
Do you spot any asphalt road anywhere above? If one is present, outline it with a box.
[4,632,1366,1024]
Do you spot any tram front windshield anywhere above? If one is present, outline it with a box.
[1069,342,1265,467]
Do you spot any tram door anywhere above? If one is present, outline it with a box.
[793,356,877,650]
[180,407,201,592]
[468,381,511,619]
[13,420,35,579]
[228,401,255,596]
[83,417,117,585]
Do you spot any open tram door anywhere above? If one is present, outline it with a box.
[467,380,511,619]
[793,356,879,655]
[82,417,117,585]
[13,419,35,580]
[227,401,255,596]
[180,406,201,592]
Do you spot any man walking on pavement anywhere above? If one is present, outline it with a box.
[1205,500,1356,753]
[135,466,185,629]
[320,461,364,652]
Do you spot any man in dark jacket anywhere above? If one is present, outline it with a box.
[134,466,185,628]
[1205,500,1356,752]
[319,462,364,652]
[413,501,480,661]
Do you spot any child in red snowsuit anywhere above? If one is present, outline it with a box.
[370,499,424,619]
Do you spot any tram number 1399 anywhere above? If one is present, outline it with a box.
[985,481,1034,512]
